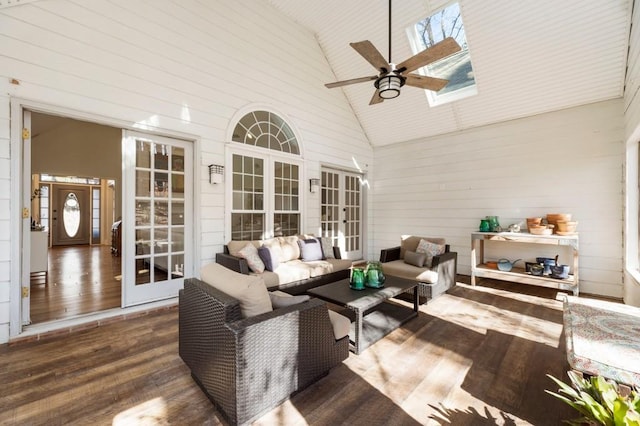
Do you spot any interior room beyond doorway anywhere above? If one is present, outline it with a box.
[29,112,122,325]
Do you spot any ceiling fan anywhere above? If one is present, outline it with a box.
[325,0,462,105]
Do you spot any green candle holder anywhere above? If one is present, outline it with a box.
[365,261,385,288]
[350,267,365,290]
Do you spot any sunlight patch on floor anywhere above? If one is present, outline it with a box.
[112,397,168,425]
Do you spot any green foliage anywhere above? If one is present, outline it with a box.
[546,371,640,425]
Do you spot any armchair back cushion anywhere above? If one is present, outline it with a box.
[400,235,446,259]
[200,263,272,318]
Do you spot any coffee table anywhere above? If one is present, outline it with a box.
[308,276,419,354]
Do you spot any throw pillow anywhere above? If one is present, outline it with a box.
[298,238,324,261]
[268,290,310,309]
[404,250,426,267]
[200,263,272,318]
[319,237,336,259]
[416,239,446,268]
[238,243,266,273]
[258,245,279,272]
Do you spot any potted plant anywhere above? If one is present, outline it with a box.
[546,371,640,425]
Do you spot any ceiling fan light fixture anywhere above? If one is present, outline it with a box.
[376,74,403,99]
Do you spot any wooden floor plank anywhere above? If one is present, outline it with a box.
[2,280,580,425]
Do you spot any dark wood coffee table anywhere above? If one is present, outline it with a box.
[308,276,419,354]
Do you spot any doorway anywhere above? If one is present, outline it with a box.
[320,168,364,259]
[28,111,123,324]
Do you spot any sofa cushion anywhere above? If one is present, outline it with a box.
[269,290,310,308]
[279,236,301,262]
[404,250,426,267]
[416,239,446,268]
[320,237,335,259]
[238,243,265,273]
[400,235,446,259]
[325,258,353,272]
[298,238,324,261]
[274,260,311,284]
[298,260,334,277]
[262,238,285,264]
[227,240,260,257]
[327,310,351,340]
[258,245,279,272]
[200,263,272,318]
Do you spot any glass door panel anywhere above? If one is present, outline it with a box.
[321,169,363,259]
[123,130,192,307]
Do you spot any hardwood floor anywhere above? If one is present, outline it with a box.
[29,245,121,324]
[1,280,578,425]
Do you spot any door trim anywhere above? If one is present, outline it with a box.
[9,97,202,338]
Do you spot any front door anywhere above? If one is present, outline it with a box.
[320,169,363,259]
[122,130,193,307]
[51,185,91,246]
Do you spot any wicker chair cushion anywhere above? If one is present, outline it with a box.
[404,250,426,267]
[416,239,446,268]
[269,290,310,308]
[200,263,272,318]
[400,235,446,259]
[327,310,351,340]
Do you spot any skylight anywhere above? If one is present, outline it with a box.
[409,2,476,106]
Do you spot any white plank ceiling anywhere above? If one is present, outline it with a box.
[266,0,633,146]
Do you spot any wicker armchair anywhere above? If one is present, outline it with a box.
[179,278,349,425]
[380,236,458,304]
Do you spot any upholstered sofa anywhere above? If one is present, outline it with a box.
[179,264,349,425]
[380,235,458,303]
[216,235,352,295]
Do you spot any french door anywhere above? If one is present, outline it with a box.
[320,169,363,259]
[122,130,193,307]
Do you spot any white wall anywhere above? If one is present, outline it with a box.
[623,0,640,306]
[0,0,372,343]
[373,99,624,298]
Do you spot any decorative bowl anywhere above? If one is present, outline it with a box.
[529,225,552,235]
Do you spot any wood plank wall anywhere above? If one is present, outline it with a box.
[372,99,625,298]
[623,1,640,305]
[0,0,373,343]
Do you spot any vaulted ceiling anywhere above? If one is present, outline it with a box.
[267,0,633,146]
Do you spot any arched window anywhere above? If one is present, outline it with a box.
[232,111,300,155]
[229,110,302,240]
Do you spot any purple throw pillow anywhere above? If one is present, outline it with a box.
[258,246,279,271]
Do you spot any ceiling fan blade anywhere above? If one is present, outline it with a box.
[350,40,390,72]
[369,90,384,105]
[325,75,378,89]
[405,74,450,91]
[396,37,462,74]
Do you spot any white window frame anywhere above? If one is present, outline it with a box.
[226,145,304,241]
[406,1,477,107]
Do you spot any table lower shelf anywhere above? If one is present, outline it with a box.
[337,301,417,354]
[472,265,578,295]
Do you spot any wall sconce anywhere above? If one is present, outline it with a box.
[309,178,320,194]
[208,164,224,184]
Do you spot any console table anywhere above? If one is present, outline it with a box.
[471,231,579,295]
